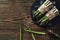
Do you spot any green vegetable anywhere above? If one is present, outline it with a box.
[24,24,36,40]
[26,30,46,35]
[37,16,49,25]
[20,24,23,40]
[33,10,40,17]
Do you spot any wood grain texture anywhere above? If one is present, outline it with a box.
[0,0,60,40]
[0,0,20,40]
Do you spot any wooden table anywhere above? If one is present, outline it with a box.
[0,0,60,40]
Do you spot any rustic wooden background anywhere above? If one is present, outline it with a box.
[0,0,60,40]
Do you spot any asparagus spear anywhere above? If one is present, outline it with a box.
[24,24,36,40]
[25,30,46,35]
[20,24,23,40]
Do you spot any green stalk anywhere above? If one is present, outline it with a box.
[20,24,22,40]
[33,10,40,17]
[24,24,36,40]
[40,16,49,25]
[26,30,46,35]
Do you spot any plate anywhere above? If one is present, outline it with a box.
[30,0,60,28]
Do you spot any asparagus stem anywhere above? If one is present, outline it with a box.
[26,30,46,35]
[44,0,49,5]
[20,24,22,40]
[33,10,40,17]
[24,24,36,40]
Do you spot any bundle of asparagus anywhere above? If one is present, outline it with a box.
[33,0,53,20]
[37,6,59,25]
[33,0,59,26]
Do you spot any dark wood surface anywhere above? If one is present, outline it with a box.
[0,0,20,40]
[0,0,60,40]
[20,0,60,40]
